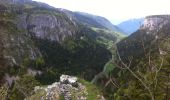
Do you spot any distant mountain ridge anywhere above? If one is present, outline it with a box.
[0,0,125,85]
[59,9,125,34]
[114,15,170,100]
[117,18,144,35]
[0,0,125,99]
[117,15,170,61]
[74,12,125,33]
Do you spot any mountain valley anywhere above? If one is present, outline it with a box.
[0,0,170,100]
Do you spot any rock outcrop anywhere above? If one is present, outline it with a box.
[141,15,170,31]
[60,75,78,86]
[27,75,105,100]
[114,15,170,100]
[27,10,77,42]
[0,0,78,67]
[117,15,170,62]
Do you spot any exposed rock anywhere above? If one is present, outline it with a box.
[60,75,78,86]
[141,15,170,31]
[117,15,170,62]
[0,0,113,85]
[27,12,78,42]
[28,75,88,100]
[28,75,105,100]
[4,74,19,86]
[0,0,78,68]
[27,68,42,76]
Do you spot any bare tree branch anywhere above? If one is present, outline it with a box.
[154,57,164,89]
[116,46,155,100]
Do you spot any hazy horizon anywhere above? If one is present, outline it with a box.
[33,0,170,24]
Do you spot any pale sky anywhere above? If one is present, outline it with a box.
[33,0,170,24]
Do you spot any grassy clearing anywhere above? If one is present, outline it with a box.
[78,79,103,100]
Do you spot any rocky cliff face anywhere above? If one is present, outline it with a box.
[0,11,40,68]
[0,0,114,85]
[113,15,170,100]
[117,15,170,62]
[141,15,170,31]
[27,10,77,42]
[0,1,123,99]
[0,0,78,68]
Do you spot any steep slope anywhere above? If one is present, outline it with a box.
[59,9,125,49]
[0,0,129,99]
[117,15,170,61]
[0,0,112,85]
[59,9,124,34]
[74,12,125,33]
[0,0,116,99]
[117,18,144,35]
[114,15,170,99]
[0,0,78,62]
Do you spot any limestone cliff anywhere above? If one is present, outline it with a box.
[141,15,170,31]
[0,0,113,84]
[117,15,170,62]
[27,9,78,42]
[113,15,170,100]
[0,0,78,68]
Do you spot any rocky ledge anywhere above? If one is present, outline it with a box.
[27,75,105,100]
[141,15,170,31]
